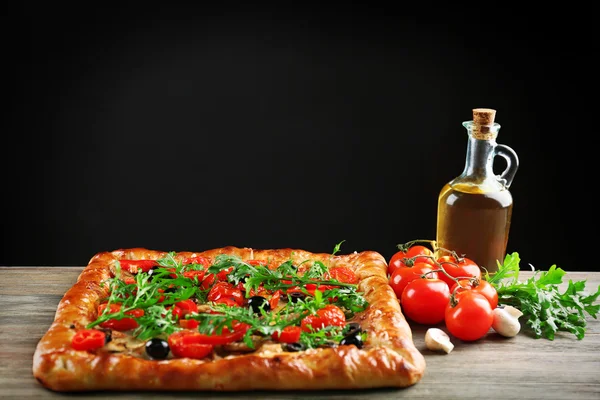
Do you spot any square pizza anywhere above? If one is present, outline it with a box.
[32,245,426,392]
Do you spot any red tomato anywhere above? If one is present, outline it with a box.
[71,329,106,351]
[271,326,302,343]
[325,267,359,284]
[119,259,157,273]
[207,282,244,306]
[388,245,435,276]
[304,283,334,296]
[269,290,282,310]
[122,277,137,285]
[437,255,482,288]
[179,318,200,329]
[98,303,144,331]
[168,331,214,359]
[301,305,346,332]
[200,273,216,290]
[445,291,494,341]
[174,299,199,316]
[213,297,239,306]
[182,270,206,282]
[246,259,269,266]
[182,256,210,267]
[193,322,251,345]
[389,262,439,300]
[216,267,234,282]
[450,278,498,309]
[400,278,450,325]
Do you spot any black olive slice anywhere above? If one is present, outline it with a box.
[288,292,306,303]
[283,342,305,352]
[145,338,170,360]
[340,332,364,349]
[248,296,271,313]
[344,322,362,336]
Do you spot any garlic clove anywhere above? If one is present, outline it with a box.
[425,328,454,353]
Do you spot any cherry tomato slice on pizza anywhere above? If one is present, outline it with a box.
[97,303,144,331]
[71,329,106,351]
[174,299,199,315]
[216,267,234,282]
[301,305,346,332]
[181,256,211,267]
[207,282,244,306]
[324,266,359,284]
[179,318,200,329]
[200,274,216,290]
[182,270,206,282]
[119,259,158,274]
[272,326,302,343]
[168,331,214,359]
[246,259,269,266]
[193,322,251,345]
[269,289,282,309]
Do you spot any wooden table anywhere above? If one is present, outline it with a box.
[1,267,599,399]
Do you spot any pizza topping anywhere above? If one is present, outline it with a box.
[145,338,170,360]
[85,244,369,359]
[207,282,244,306]
[167,331,214,359]
[288,292,306,303]
[247,295,271,314]
[300,304,346,332]
[283,342,306,352]
[97,303,145,331]
[340,329,364,348]
[71,329,106,351]
[271,326,302,343]
[119,259,158,274]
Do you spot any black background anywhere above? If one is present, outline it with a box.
[3,4,595,271]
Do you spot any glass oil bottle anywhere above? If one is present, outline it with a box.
[436,108,519,273]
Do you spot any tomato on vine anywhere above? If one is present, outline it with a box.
[436,255,481,288]
[450,278,498,309]
[400,278,450,325]
[388,244,435,276]
[445,291,494,341]
[389,262,438,300]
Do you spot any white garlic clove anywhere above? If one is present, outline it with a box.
[425,328,454,354]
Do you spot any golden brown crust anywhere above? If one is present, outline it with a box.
[33,246,426,392]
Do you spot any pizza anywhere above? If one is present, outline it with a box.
[32,244,426,392]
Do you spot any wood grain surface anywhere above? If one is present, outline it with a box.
[0,267,598,399]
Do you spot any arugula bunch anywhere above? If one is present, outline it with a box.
[485,253,600,340]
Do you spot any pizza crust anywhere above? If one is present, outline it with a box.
[33,246,426,391]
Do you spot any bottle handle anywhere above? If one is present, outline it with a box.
[494,144,519,188]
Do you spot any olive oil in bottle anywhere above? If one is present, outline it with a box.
[436,108,519,273]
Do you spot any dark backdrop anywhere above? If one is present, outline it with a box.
[3,5,595,271]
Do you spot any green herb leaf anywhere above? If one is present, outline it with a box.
[490,253,600,340]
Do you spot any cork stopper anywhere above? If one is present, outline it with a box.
[470,108,498,139]
[473,108,496,126]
